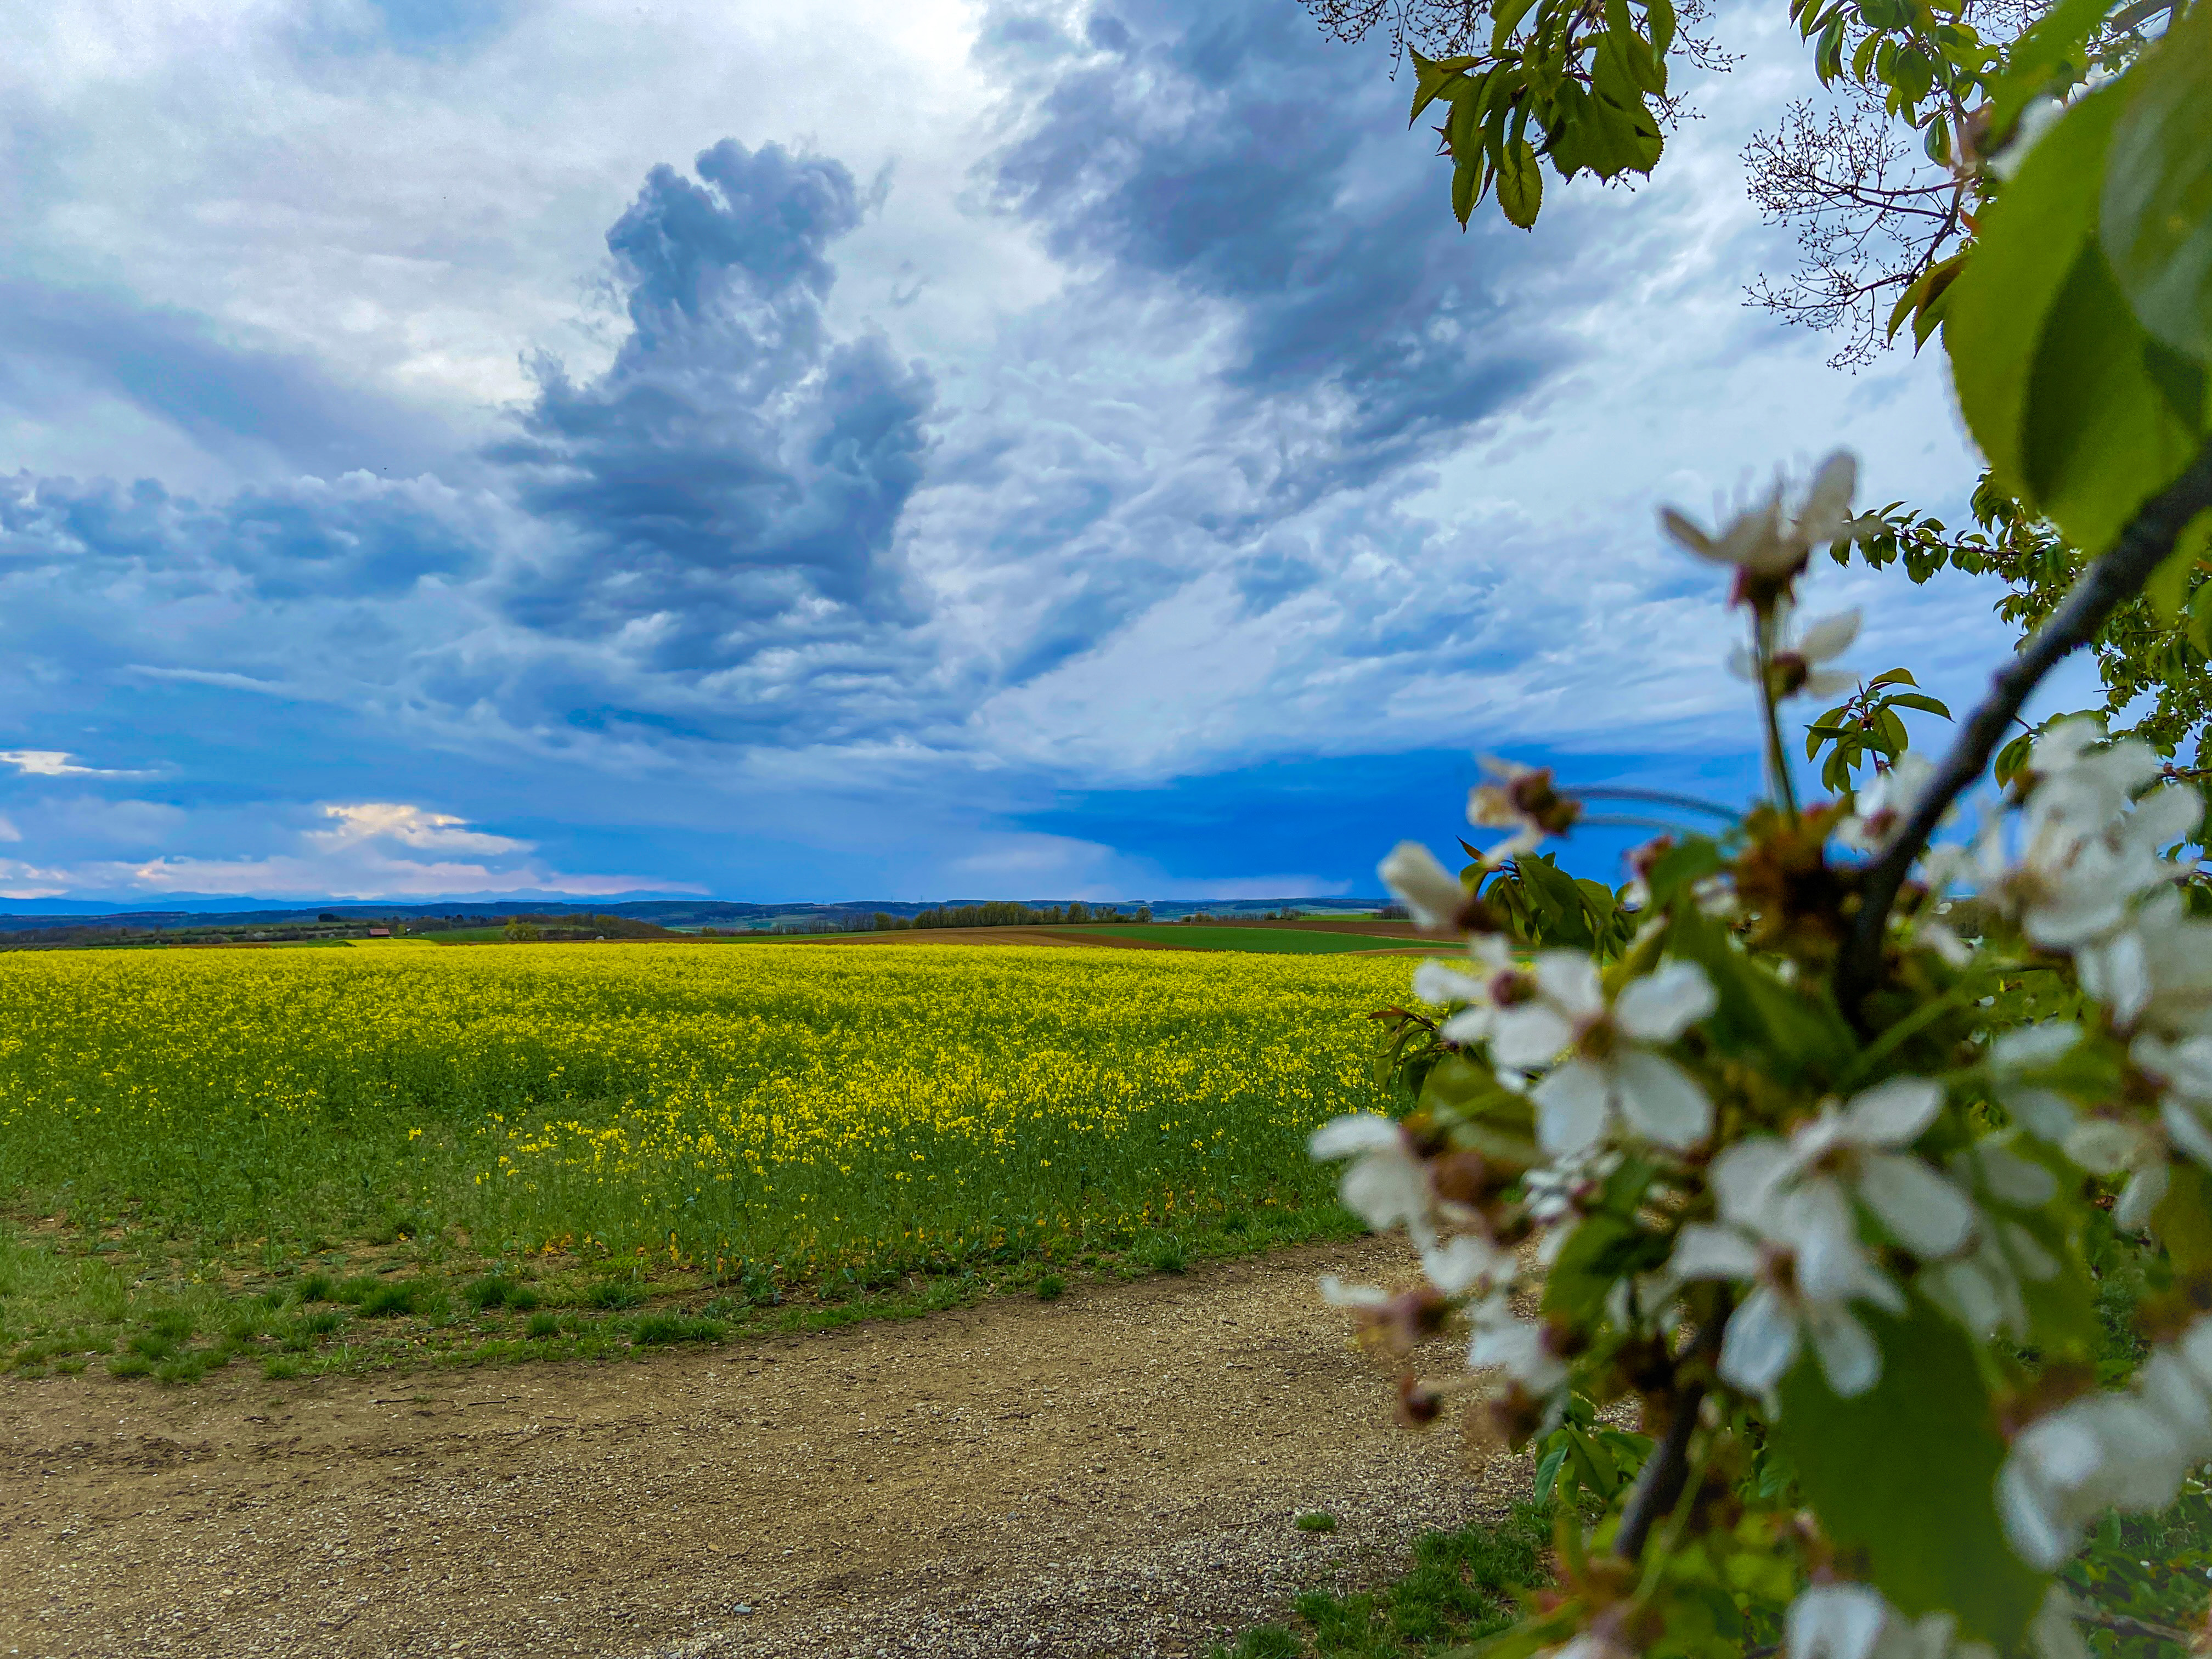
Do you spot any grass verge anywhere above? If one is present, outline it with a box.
[0,1201,1363,1386]
[1207,1502,1552,1659]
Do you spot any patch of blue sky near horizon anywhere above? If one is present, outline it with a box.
[0,0,2082,903]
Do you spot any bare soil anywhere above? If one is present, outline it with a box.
[0,1238,1523,1659]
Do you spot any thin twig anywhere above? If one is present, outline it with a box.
[1835,436,2212,1022]
[2081,1608,2197,1648]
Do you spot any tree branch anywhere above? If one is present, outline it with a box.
[1616,1296,1729,1562]
[1835,437,2212,1021]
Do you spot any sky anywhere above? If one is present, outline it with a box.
[0,0,2057,905]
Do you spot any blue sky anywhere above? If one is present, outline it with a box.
[0,0,2053,904]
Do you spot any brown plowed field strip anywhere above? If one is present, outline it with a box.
[1,1239,1522,1659]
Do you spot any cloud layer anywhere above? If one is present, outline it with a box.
[0,0,2007,900]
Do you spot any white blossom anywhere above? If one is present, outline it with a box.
[1466,1291,1568,1393]
[1979,723,2202,951]
[1838,751,1935,855]
[1412,938,1527,1047]
[1310,1115,1436,1250]
[1467,757,1577,857]
[1786,1584,1989,1659]
[1998,1314,2212,1568]
[2062,1115,2169,1233]
[1661,452,1857,600]
[2078,888,2212,1038]
[1489,953,1716,1155]
[1925,1142,2060,1338]
[1729,607,1862,700]
[1986,1023,2084,1142]
[1770,1077,1976,1261]
[1671,1138,1906,1398]
[1420,1233,1514,1297]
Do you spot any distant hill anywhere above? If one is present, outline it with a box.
[0,895,1387,937]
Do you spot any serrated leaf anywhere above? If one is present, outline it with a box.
[2100,0,2212,366]
[1646,0,1675,57]
[1867,667,1919,689]
[1497,138,1544,228]
[1492,0,1541,52]
[1409,47,1484,125]
[1773,1297,2049,1646]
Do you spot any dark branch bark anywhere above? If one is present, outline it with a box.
[1615,1298,1729,1562]
[1835,437,2212,1022]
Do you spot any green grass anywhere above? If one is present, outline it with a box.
[1086,926,1396,953]
[1207,1503,1551,1659]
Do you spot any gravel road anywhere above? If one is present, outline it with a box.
[1,1238,1526,1659]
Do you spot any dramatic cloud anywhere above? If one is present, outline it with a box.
[495,140,936,673]
[0,0,2007,901]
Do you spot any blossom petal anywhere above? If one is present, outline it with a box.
[1841,1076,1944,1146]
[1857,1152,1976,1258]
[1796,608,1862,665]
[1710,1137,1793,1228]
[1318,1274,1389,1307]
[1806,1303,1883,1397]
[1413,961,1485,1006]
[1719,1284,1802,1394]
[1784,1178,1867,1302]
[1310,1115,1402,1160]
[1613,1049,1713,1149]
[1615,960,1717,1042]
[2115,1164,2170,1234]
[1785,1582,1889,1659]
[1532,1060,1613,1158]
[1379,842,1470,933]
[1489,1004,1576,1069]
[1670,1222,1761,1282]
[1532,952,1604,1019]
[1421,1235,1509,1296]
[2164,1099,2212,1170]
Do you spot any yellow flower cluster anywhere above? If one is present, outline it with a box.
[0,941,1407,1275]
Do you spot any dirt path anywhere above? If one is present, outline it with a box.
[1,1239,1524,1659]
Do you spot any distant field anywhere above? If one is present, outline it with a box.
[1080,925,1393,953]
[0,942,1411,1378]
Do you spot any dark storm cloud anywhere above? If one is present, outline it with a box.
[979,0,1562,497]
[491,140,936,673]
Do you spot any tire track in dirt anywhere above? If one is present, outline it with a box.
[1,1239,1527,1659]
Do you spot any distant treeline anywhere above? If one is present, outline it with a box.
[875,900,1155,930]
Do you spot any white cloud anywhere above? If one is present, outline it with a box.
[0,749,142,777]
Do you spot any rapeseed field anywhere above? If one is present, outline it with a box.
[0,942,1408,1294]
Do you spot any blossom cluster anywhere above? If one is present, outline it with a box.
[1307,452,2212,1659]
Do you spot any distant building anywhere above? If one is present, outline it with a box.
[367,927,391,938]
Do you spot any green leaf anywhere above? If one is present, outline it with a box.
[1645,0,1675,58]
[1983,0,2107,138]
[1815,14,1846,81]
[2155,1161,2212,1278]
[2144,507,2212,621]
[1773,1297,2049,1646]
[1946,88,2204,555]
[1662,905,1854,1077]
[1492,0,1542,52]
[1866,667,1919,689]
[1641,836,1725,910]
[1888,691,1954,718]
[1409,47,1483,125]
[2100,0,2212,365]
[1543,1212,1667,1324]
[1497,138,1544,228]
